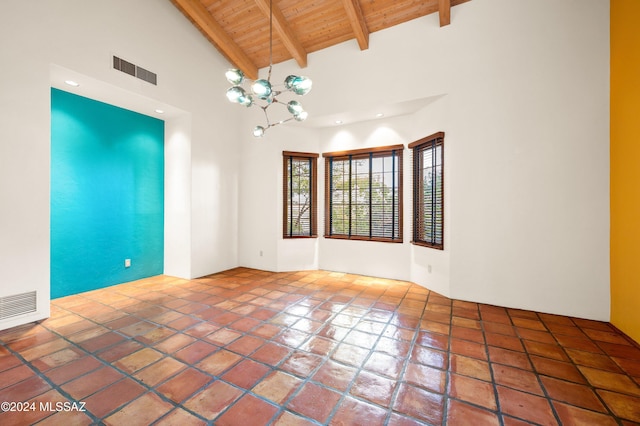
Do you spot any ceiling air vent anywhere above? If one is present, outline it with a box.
[0,291,37,321]
[113,56,157,86]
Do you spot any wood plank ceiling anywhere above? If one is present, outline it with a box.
[170,0,471,80]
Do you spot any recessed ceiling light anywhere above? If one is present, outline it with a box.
[335,120,343,124]
[64,80,80,87]
[154,109,164,114]
[376,113,384,118]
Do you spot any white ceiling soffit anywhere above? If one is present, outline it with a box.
[300,94,446,128]
[50,63,443,130]
[49,63,186,120]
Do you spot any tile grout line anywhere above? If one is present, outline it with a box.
[44,296,221,423]
[41,279,301,424]
[478,305,506,426]
[3,269,640,425]
[3,336,99,422]
[270,288,372,424]
[566,317,627,423]
[188,274,377,425]
[1,325,114,425]
[383,284,427,425]
[439,293,454,426]
[48,315,214,424]
[195,284,339,426]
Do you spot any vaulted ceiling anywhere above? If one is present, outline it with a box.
[170,0,471,80]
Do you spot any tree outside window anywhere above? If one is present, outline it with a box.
[283,152,318,238]
[324,145,403,242]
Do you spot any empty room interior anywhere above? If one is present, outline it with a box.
[1,0,639,424]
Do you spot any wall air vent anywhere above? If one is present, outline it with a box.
[0,291,37,320]
[136,66,157,85]
[113,56,157,86]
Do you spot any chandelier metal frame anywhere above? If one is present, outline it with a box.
[224,0,312,137]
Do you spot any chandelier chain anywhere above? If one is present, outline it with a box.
[223,0,312,137]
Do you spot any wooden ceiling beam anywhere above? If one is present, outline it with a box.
[253,0,308,68]
[341,0,369,50]
[439,0,451,27]
[171,0,259,79]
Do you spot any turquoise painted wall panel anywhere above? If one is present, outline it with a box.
[51,88,164,299]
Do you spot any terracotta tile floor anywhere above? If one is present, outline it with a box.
[1,268,640,425]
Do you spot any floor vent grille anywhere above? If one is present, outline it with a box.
[0,291,37,320]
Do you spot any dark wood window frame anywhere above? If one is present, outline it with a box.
[323,144,404,243]
[283,151,318,238]
[410,132,444,249]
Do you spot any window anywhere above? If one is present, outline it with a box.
[410,132,444,249]
[283,151,318,238]
[324,145,403,242]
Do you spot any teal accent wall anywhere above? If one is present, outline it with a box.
[51,88,164,299]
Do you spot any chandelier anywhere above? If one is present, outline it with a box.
[224,0,312,137]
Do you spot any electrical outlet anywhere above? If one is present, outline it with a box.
[125,259,131,268]
[259,250,263,257]
[428,264,432,273]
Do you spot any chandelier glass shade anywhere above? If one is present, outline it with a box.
[224,0,312,137]
[225,68,312,137]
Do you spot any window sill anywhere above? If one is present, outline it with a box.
[325,235,403,244]
[411,240,444,250]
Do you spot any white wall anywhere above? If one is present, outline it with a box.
[238,116,321,272]
[164,115,192,279]
[0,0,241,329]
[239,0,610,320]
[443,0,610,320]
[0,0,610,329]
